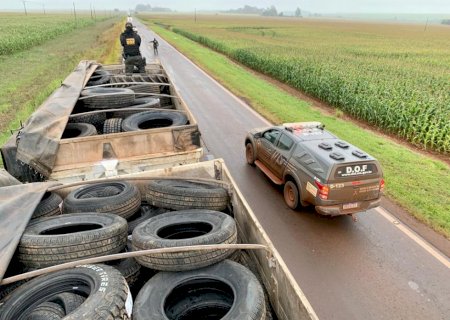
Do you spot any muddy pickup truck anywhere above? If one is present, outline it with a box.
[245,122,384,216]
[1,61,202,183]
[0,159,318,320]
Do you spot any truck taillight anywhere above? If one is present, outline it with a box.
[315,180,329,200]
[380,178,385,193]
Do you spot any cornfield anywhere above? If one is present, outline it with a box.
[0,13,106,56]
[147,15,450,154]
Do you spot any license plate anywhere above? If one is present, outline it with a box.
[343,202,358,210]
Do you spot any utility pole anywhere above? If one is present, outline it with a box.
[42,4,45,15]
[424,18,429,31]
[195,8,197,23]
[23,1,27,15]
[90,3,93,19]
[73,2,77,26]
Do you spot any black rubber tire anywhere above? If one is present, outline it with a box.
[26,302,65,320]
[246,142,256,166]
[239,251,274,320]
[86,68,112,86]
[0,279,29,302]
[18,213,127,268]
[81,87,135,109]
[107,239,141,286]
[131,97,161,108]
[132,210,237,271]
[68,111,106,128]
[127,205,168,235]
[50,292,86,314]
[284,180,301,210]
[0,264,132,320]
[103,118,123,134]
[121,110,188,132]
[128,83,160,95]
[63,181,141,219]
[159,96,173,108]
[62,123,97,139]
[112,97,162,118]
[133,259,265,320]
[31,192,62,220]
[144,179,229,211]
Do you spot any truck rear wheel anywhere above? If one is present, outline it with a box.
[284,181,300,210]
[246,143,256,166]
[133,260,265,320]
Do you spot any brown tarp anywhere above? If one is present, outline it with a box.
[0,182,60,281]
[16,61,99,176]
[0,169,20,187]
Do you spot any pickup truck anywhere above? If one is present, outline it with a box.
[0,159,318,320]
[245,122,384,216]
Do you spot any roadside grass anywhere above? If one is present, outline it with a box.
[100,20,125,64]
[150,24,450,238]
[0,18,123,151]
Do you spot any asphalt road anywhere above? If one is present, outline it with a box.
[135,21,450,320]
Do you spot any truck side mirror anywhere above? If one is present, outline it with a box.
[254,132,262,139]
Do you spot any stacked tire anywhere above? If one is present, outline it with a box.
[3,178,270,319]
[66,69,180,136]
[0,265,132,320]
[128,179,267,318]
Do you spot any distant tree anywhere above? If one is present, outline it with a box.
[262,6,277,16]
[152,7,172,12]
[278,12,284,17]
[442,19,450,25]
[135,4,151,12]
[224,5,264,14]
[135,4,172,12]
[295,7,302,17]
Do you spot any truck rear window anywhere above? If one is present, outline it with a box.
[335,163,377,178]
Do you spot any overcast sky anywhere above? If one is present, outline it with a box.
[2,0,450,14]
